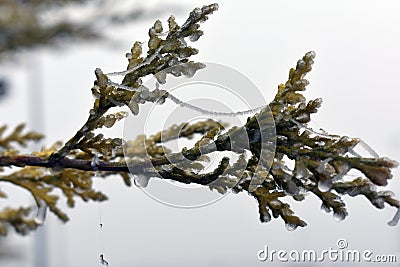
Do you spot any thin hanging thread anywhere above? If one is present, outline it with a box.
[106,47,162,77]
[107,81,264,117]
[167,94,264,117]
[96,174,109,266]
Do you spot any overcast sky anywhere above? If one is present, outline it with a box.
[1,0,400,266]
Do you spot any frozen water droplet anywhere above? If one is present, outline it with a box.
[194,7,202,15]
[316,158,332,173]
[161,165,173,172]
[333,211,346,222]
[91,154,100,171]
[320,203,331,213]
[298,127,306,136]
[372,198,385,209]
[134,175,150,188]
[295,113,309,123]
[140,88,150,99]
[189,31,202,42]
[129,101,139,115]
[318,180,332,192]
[297,59,306,69]
[387,208,400,226]
[285,222,298,231]
[155,71,167,84]
[262,212,271,223]
[305,51,316,59]
[103,119,114,128]
[48,166,62,175]
[337,162,351,174]
[294,161,308,178]
[34,203,47,225]
[293,194,305,201]
[268,199,281,207]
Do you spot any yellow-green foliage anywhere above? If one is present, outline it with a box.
[0,3,399,235]
[0,124,43,150]
[0,130,107,235]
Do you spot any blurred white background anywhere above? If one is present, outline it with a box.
[0,0,399,266]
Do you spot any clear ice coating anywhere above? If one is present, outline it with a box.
[318,180,332,192]
[316,158,332,173]
[320,203,331,213]
[305,51,316,59]
[262,211,272,223]
[294,160,308,179]
[333,211,346,222]
[332,162,351,181]
[285,222,298,231]
[134,175,150,188]
[34,203,47,225]
[48,166,62,175]
[91,154,100,171]
[111,148,116,158]
[387,208,400,226]
[189,31,202,42]
[357,139,379,158]
[372,198,385,209]
[161,165,173,172]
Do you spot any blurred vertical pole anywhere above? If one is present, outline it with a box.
[28,52,49,267]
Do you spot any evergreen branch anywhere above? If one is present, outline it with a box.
[0,3,399,235]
